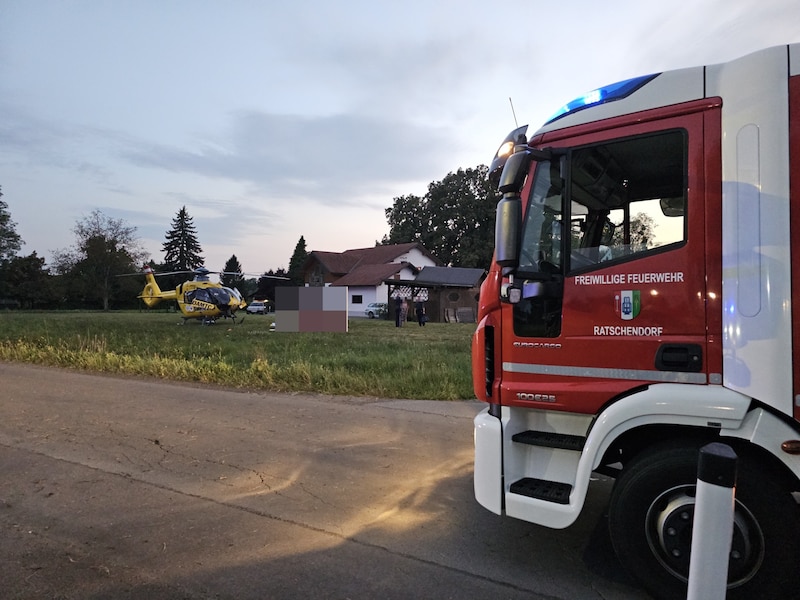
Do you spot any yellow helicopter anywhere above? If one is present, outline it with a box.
[135,265,249,324]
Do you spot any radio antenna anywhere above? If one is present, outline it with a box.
[509,97,519,128]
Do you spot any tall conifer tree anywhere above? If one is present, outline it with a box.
[162,206,203,270]
[287,236,308,286]
[221,254,244,289]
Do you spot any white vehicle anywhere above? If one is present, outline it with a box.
[245,301,267,314]
[364,302,387,319]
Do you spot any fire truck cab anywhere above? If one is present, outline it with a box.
[473,44,800,600]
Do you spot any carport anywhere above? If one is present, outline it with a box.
[385,266,485,323]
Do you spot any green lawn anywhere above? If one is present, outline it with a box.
[0,311,477,400]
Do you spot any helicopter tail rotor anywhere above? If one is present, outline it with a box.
[139,282,162,308]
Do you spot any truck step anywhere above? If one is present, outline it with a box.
[510,478,572,504]
[512,430,586,451]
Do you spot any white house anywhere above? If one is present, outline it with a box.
[301,243,441,315]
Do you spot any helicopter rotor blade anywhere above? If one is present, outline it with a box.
[117,267,289,281]
[116,269,194,277]
[217,271,291,280]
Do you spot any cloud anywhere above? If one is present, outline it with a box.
[0,104,122,187]
[4,0,798,275]
[628,0,800,73]
[118,110,452,206]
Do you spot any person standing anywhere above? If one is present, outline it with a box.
[395,297,402,327]
[415,300,426,326]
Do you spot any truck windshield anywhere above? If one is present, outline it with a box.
[518,130,687,277]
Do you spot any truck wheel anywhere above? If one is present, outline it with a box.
[608,441,800,600]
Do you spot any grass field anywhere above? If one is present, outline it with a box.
[0,311,477,400]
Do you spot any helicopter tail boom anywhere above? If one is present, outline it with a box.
[138,270,177,307]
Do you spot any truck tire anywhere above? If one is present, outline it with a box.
[607,441,800,600]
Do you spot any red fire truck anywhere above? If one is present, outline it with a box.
[473,44,800,600]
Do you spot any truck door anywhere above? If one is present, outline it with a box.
[502,110,716,413]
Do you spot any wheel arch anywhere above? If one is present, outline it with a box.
[585,386,800,494]
[597,423,714,472]
[582,383,751,474]
[599,424,799,492]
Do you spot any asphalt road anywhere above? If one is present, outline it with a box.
[0,362,651,600]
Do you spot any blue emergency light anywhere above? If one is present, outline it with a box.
[545,73,659,124]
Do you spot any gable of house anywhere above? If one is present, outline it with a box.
[302,243,439,286]
[330,262,418,287]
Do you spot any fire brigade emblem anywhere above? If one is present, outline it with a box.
[615,290,641,320]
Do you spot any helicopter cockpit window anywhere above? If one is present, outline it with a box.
[207,288,231,304]
[186,288,213,304]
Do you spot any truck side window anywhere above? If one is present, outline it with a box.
[567,130,687,272]
[518,159,564,275]
[514,159,565,337]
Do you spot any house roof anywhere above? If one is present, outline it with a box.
[305,243,440,276]
[307,251,360,275]
[385,266,486,290]
[331,262,417,287]
[410,266,486,288]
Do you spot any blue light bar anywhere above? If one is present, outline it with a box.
[545,73,660,124]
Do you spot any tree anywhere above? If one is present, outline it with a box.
[53,210,146,310]
[383,194,425,245]
[287,236,308,285]
[254,268,289,306]
[0,186,23,264]
[425,165,498,267]
[384,165,500,269]
[629,212,656,251]
[611,212,656,252]
[2,252,53,309]
[162,206,204,271]
[221,254,245,290]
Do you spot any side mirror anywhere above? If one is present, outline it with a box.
[495,196,521,268]
[660,196,686,217]
[498,150,533,195]
[502,282,523,304]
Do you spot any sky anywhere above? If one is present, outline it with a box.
[1,1,799,276]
